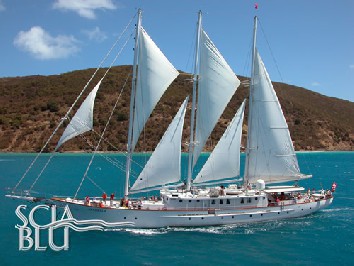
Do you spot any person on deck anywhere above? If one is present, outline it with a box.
[110,193,114,207]
[102,192,107,204]
[85,196,90,205]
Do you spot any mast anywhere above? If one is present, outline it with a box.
[186,10,202,191]
[124,9,142,199]
[244,16,257,186]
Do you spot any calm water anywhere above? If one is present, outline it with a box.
[0,152,353,265]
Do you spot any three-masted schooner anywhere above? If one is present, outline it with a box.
[7,10,333,228]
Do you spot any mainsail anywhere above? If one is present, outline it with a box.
[192,30,240,166]
[131,27,179,151]
[125,11,179,197]
[245,50,302,184]
[56,79,102,150]
[130,97,188,192]
[194,100,245,184]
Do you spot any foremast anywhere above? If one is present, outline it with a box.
[124,9,142,199]
[186,10,202,191]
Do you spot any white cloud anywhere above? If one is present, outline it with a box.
[53,0,116,19]
[311,82,321,87]
[83,26,107,42]
[0,0,5,11]
[14,26,79,60]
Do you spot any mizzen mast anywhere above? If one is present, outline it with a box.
[186,10,202,191]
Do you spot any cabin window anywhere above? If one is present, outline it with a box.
[249,214,252,217]
[211,199,215,204]
[189,200,192,202]
[220,199,223,204]
[248,198,252,203]
[241,198,244,204]
[124,217,126,219]
[255,197,258,201]
[179,199,183,202]
[226,199,230,204]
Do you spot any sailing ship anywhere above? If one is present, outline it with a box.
[7,10,334,228]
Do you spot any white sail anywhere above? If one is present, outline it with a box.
[56,79,102,150]
[193,30,240,166]
[131,27,179,151]
[245,50,301,184]
[130,97,188,192]
[194,100,245,184]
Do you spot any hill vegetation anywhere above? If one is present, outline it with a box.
[0,65,353,152]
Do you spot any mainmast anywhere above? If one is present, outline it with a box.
[124,9,142,199]
[244,16,258,185]
[186,10,202,191]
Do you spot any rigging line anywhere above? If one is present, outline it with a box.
[86,175,105,193]
[81,128,140,178]
[28,153,55,193]
[74,73,130,198]
[12,14,136,193]
[257,18,284,83]
[78,133,133,176]
[242,37,253,79]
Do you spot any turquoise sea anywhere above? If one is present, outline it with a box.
[0,152,353,265]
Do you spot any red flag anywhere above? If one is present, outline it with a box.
[255,3,259,9]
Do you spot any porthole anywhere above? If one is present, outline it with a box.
[135,217,137,220]
[189,217,191,220]
[124,217,126,219]
[189,200,191,202]
[278,212,280,214]
[232,216,234,219]
[255,197,258,201]
[250,214,252,217]
[179,199,183,202]
[261,214,263,216]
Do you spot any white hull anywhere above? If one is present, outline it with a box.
[52,197,333,228]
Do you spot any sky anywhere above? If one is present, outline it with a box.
[0,0,353,102]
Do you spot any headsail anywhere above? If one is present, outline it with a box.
[245,50,302,184]
[56,79,102,150]
[192,30,240,166]
[194,100,245,184]
[130,97,188,192]
[131,27,179,151]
